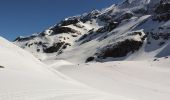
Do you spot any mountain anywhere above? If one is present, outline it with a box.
[1,0,170,99]
[14,0,170,63]
[2,32,170,100]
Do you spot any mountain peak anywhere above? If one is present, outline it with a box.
[14,0,170,63]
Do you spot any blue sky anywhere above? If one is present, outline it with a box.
[0,0,121,41]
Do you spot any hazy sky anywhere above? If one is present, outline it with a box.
[0,0,121,41]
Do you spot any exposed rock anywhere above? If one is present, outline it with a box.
[37,49,40,52]
[115,12,133,22]
[133,8,148,14]
[96,21,119,33]
[96,27,108,33]
[44,42,65,53]
[86,57,95,63]
[28,43,34,47]
[51,26,78,34]
[165,56,169,59]
[155,2,170,14]
[159,41,165,46]
[97,39,143,59]
[153,13,170,22]
[60,18,79,26]
[72,35,78,37]
[147,32,170,40]
[43,42,71,53]
[0,65,4,68]
[78,34,88,41]
[98,14,113,22]
[153,58,159,61]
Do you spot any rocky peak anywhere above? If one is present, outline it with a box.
[14,0,170,63]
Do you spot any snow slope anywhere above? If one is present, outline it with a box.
[1,36,170,100]
[0,37,132,100]
[50,59,170,100]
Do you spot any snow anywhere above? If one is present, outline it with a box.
[55,60,170,100]
[0,37,133,100]
[2,0,170,99]
[2,36,170,100]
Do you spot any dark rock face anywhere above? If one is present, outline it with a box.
[96,21,119,33]
[97,39,143,59]
[43,42,71,53]
[115,12,133,22]
[78,29,95,43]
[154,1,170,21]
[37,49,40,52]
[44,42,65,53]
[107,22,119,32]
[153,13,170,22]
[96,27,108,33]
[0,65,4,68]
[147,32,170,40]
[39,32,47,37]
[78,34,88,41]
[98,14,114,22]
[86,57,95,63]
[155,2,170,14]
[60,18,79,26]
[133,8,148,14]
[51,26,78,35]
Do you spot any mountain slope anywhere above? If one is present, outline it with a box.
[14,0,170,63]
[0,37,130,100]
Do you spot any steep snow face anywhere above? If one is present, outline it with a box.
[14,0,170,63]
[1,37,132,100]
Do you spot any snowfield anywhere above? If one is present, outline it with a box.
[0,37,133,100]
[1,33,170,100]
[2,35,170,100]
[51,59,170,100]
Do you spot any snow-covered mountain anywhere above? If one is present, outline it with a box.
[14,0,170,63]
[1,0,170,99]
[2,32,170,100]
